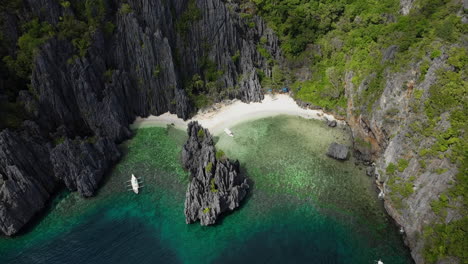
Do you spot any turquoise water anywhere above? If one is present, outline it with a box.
[0,116,412,263]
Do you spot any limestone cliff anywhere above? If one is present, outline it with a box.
[181,121,249,225]
[0,0,279,236]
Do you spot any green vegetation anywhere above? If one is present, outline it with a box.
[184,57,225,109]
[256,44,272,60]
[103,69,114,83]
[60,1,71,8]
[423,217,468,263]
[3,19,54,78]
[0,0,23,12]
[430,49,441,59]
[414,89,424,100]
[205,162,213,174]
[53,136,66,146]
[355,137,372,150]
[251,2,466,260]
[417,43,468,263]
[119,3,132,14]
[85,136,97,144]
[385,159,415,209]
[216,149,225,160]
[434,168,448,175]
[203,207,210,214]
[0,102,27,129]
[153,65,162,78]
[210,178,218,193]
[176,0,201,35]
[430,194,450,218]
[386,162,397,175]
[397,159,409,172]
[388,174,414,201]
[197,128,205,139]
[251,0,466,115]
[231,50,240,63]
[58,0,107,57]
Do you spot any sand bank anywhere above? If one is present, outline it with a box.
[131,94,344,135]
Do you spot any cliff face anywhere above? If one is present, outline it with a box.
[0,122,55,236]
[345,45,464,263]
[0,0,279,236]
[181,122,249,225]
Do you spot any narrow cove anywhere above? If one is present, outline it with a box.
[0,115,413,263]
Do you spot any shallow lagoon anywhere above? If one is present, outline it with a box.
[0,116,412,263]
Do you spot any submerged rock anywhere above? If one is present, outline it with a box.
[327,119,337,127]
[326,143,349,160]
[366,166,375,177]
[182,122,249,225]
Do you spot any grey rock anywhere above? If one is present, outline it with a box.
[0,128,56,236]
[326,143,349,160]
[327,119,337,127]
[182,121,248,225]
[50,137,121,197]
[366,166,375,177]
[382,45,399,63]
[0,0,280,236]
[400,0,416,15]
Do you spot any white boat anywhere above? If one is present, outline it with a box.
[126,174,143,194]
[224,128,234,137]
[377,260,384,264]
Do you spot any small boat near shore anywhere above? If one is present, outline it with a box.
[224,128,234,137]
[126,174,143,194]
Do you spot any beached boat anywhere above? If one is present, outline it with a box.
[224,128,234,137]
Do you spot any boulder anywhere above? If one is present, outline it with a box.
[327,119,337,127]
[326,143,349,160]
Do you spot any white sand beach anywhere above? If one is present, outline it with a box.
[131,94,344,135]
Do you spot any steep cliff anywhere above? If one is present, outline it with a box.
[345,47,466,263]
[0,1,466,263]
[181,121,249,225]
[0,0,279,236]
[246,0,467,263]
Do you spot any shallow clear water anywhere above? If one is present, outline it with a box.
[0,116,412,264]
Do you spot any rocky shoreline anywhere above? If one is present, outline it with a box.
[0,0,279,236]
[182,122,249,225]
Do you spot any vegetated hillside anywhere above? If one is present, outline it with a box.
[244,0,467,263]
[0,0,279,237]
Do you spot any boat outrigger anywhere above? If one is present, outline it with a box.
[224,128,234,137]
[126,174,143,194]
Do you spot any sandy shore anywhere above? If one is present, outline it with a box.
[131,94,344,135]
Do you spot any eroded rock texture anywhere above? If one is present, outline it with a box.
[0,124,55,236]
[0,0,278,236]
[50,137,120,197]
[182,121,248,225]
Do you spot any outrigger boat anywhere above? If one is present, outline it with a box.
[126,174,143,194]
[224,128,234,137]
